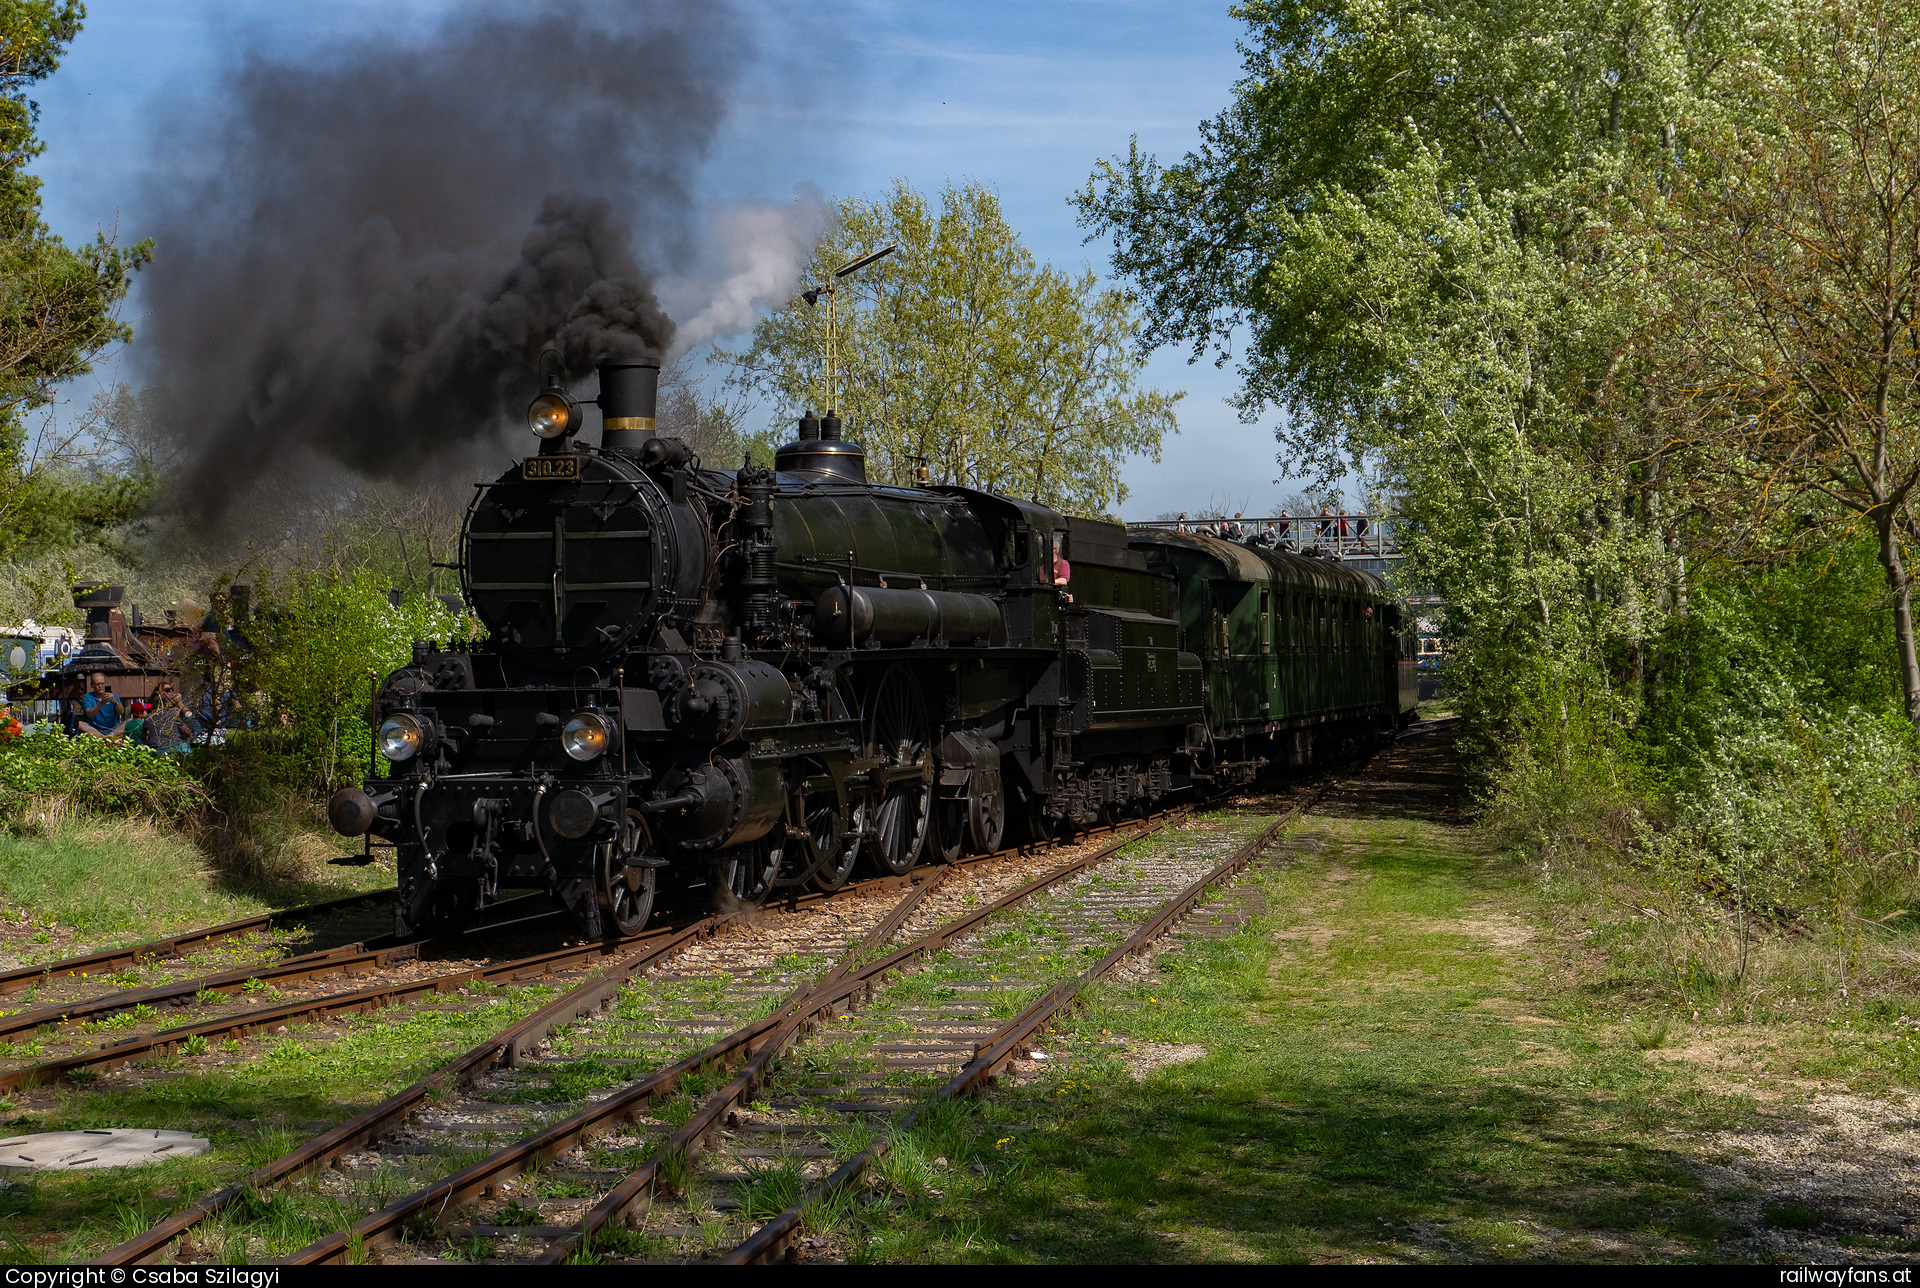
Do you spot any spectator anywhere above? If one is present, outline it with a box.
[0,702,22,742]
[123,700,149,746]
[1317,507,1333,541]
[1355,513,1371,551]
[143,681,194,754]
[1176,512,1189,533]
[77,672,124,738]
[1277,511,1292,543]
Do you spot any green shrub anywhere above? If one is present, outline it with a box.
[242,566,463,792]
[0,724,202,828]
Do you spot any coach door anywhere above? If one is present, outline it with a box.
[1208,581,1249,725]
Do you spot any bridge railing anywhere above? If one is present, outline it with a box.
[1125,513,1401,561]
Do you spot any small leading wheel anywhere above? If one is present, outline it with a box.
[808,796,860,892]
[711,835,779,907]
[932,801,967,863]
[597,812,657,937]
[968,788,1006,853]
[863,665,931,876]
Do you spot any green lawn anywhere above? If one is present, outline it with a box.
[0,818,390,962]
[821,744,1867,1264]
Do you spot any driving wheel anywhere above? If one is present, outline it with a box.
[863,665,930,876]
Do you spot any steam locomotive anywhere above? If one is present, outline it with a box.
[327,359,1419,939]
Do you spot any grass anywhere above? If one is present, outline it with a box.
[0,979,560,1262]
[0,817,388,957]
[808,745,1906,1264]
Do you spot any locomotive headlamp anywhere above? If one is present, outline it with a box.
[561,710,615,761]
[528,390,580,439]
[378,713,425,762]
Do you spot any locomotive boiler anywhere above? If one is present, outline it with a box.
[328,358,1417,940]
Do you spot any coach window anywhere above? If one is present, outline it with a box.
[1259,589,1271,651]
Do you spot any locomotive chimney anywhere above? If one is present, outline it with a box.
[597,358,661,455]
[72,581,123,640]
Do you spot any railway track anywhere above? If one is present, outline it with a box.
[272,821,1185,1267]
[0,886,397,997]
[87,817,1159,1266]
[719,799,1315,1265]
[70,740,1386,1267]
[0,890,589,1093]
[88,777,1312,1266]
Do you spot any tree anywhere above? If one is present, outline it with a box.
[1074,0,1774,734]
[1655,0,1920,729]
[0,2,151,566]
[656,351,761,467]
[721,179,1179,516]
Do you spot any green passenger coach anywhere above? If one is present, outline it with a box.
[1133,532,1419,775]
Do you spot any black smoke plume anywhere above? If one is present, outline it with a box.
[133,0,749,520]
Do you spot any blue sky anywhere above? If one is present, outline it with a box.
[29,0,1310,519]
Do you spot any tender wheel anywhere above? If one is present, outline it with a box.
[968,788,1006,853]
[863,665,931,876]
[808,797,860,893]
[711,835,778,907]
[597,813,657,937]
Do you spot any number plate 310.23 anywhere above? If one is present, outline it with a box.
[521,454,580,481]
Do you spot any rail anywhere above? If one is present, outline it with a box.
[721,785,1328,1263]
[0,888,396,996]
[93,817,1152,1266]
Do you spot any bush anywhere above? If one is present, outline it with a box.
[0,724,202,829]
[243,566,464,791]
[181,731,321,881]
[1647,701,1920,925]
[1480,539,1920,973]
[1478,663,1647,872]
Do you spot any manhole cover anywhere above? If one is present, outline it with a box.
[0,1128,210,1171]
